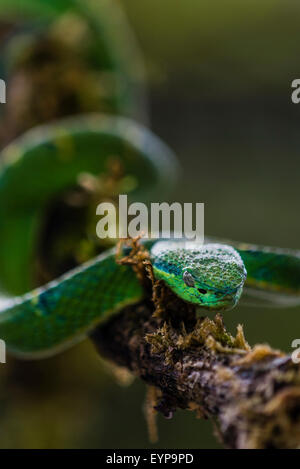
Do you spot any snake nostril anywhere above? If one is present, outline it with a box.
[198,288,207,294]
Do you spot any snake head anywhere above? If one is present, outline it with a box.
[152,241,247,311]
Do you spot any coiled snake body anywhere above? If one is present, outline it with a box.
[0,114,300,359]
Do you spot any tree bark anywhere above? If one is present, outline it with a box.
[90,300,300,449]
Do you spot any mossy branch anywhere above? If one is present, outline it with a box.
[90,239,300,449]
[90,301,300,449]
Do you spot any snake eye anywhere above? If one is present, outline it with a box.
[183,271,195,288]
[198,288,207,294]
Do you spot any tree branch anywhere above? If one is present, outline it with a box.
[90,300,300,449]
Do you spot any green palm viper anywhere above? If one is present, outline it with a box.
[0,115,300,358]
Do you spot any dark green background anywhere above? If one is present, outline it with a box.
[1,0,300,449]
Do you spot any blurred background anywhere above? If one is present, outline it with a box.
[0,0,300,449]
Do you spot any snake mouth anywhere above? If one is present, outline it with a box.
[198,299,238,312]
[196,290,241,311]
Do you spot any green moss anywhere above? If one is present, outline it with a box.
[146,313,250,365]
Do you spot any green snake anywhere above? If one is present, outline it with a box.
[1,114,300,359]
[1,0,300,360]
